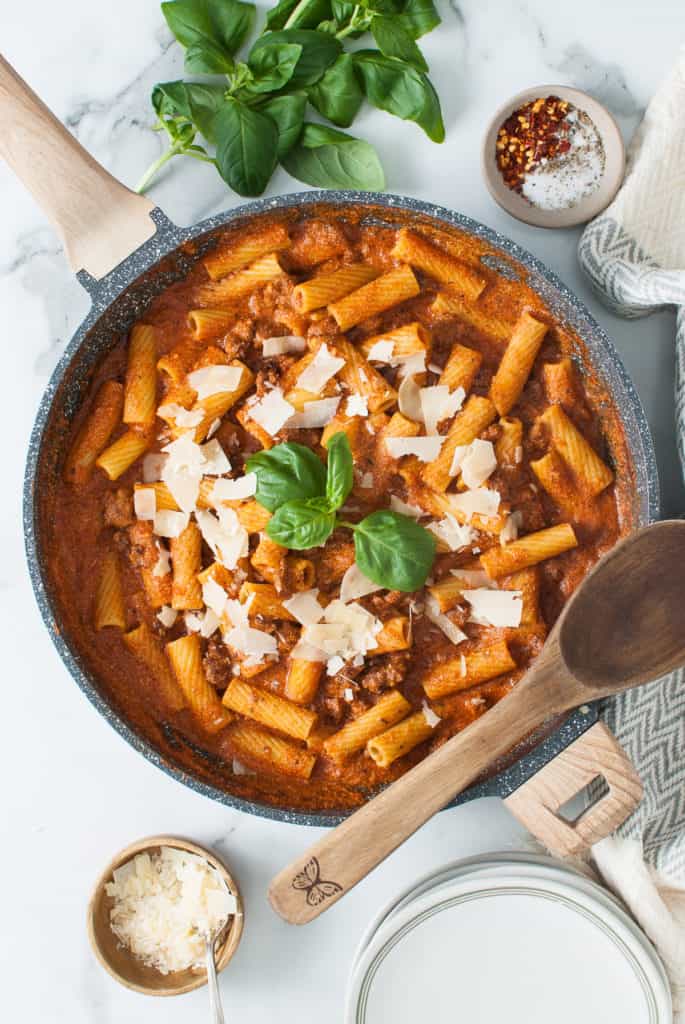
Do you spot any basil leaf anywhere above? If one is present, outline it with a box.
[152,81,226,143]
[161,0,218,49]
[266,0,333,30]
[370,15,428,72]
[267,498,336,549]
[184,41,235,74]
[247,441,327,512]
[213,98,279,196]
[308,54,363,128]
[397,0,440,38]
[353,510,436,591]
[325,432,354,509]
[257,92,307,157]
[207,0,255,53]
[353,50,445,143]
[245,42,303,94]
[248,30,341,87]
[282,123,385,190]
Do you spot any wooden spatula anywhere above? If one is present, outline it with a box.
[269,520,685,924]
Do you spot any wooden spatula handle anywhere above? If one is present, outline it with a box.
[269,672,557,924]
[0,54,156,280]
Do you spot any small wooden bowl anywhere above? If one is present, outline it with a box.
[87,835,244,997]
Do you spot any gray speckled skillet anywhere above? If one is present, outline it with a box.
[4,57,658,827]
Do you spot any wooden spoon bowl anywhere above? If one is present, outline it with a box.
[87,835,244,996]
[269,521,685,924]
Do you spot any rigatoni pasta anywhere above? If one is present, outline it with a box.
[54,209,628,814]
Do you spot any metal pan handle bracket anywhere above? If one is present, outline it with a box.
[0,54,156,281]
[504,721,643,859]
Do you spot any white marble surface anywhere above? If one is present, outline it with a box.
[1,1,684,1020]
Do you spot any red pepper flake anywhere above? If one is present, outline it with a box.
[495,95,572,192]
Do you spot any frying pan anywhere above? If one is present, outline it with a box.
[2,55,659,825]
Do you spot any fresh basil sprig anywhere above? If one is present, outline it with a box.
[138,0,443,197]
[247,434,435,591]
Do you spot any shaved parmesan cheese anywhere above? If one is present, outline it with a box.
[428,515,474,551]
[290,640,327,662]
[154,510,189,538]
[161,435,205,513]
[396,352,426,378]
[460,654,467,676]
[157,605,178,628]
[449,444,469,476]
[282,589,325,626]
[232,758,254,775]
[425,594,467,646]
[346,393,368,417]
[366,339,395,362]
[398,374,423,422]
[248,387,295,437]
[514,445,523,465]
[224,621,278,665]
[287,397,340,428]
[202,578,228,618]
[134,487,156,521]
[106,847,236,975]
[359,471,374,488]
[188,365,243,400]
[296,343,345,393]
[463,588,523,628]
[422,701,441,728]
[206,418,221,440]
[450,568,491,588]
[327,655,345,676]
[195,508,248,569]
[153,545,171,577]
[460,439,497,490]
[449,488,500,521]
[185,608,220,638]
[157,403,204,428]
[200,439,231,476]
[390,495,423,519]
[298,599,381,663]
[340,563,382,604]
[428,362,443,375]
[262,335,306,356]
[212,474,257,503]
[500,510,523,546]
[143,452,168,483]
[386,435,445,462]
[420,385,465,436]
[343,686,354,701]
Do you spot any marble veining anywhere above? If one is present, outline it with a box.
[2,1,684,1021]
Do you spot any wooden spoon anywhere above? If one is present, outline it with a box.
[269,520,685,924]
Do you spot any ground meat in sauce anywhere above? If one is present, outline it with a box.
[46,208,632,815]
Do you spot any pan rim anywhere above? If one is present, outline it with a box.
[23,190,660,826]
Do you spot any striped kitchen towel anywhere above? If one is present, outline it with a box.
[578,47,685,1019]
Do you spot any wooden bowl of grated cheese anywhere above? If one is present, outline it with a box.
[87,835,244,996]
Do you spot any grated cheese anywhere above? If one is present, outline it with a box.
[460,439,497,490]
[419,385,465,436]
[212,474,257,503]
[425,594,467,646]
[449,487,500,521]
[157,605,178,628]
[427,515,474,551]
[422,700,441,728]
[106,846,236,975]
[282,589,325,626]
[500,510,523,546]
[390,495,423,519]
[366,340,395,362]
[398,373,423,422]
[153,510,189,538]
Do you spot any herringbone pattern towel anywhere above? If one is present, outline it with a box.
[579,48,685,1019]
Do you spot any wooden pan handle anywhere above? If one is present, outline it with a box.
[269,674,555,924]
[504,722,643,858]
[0,54,156,280]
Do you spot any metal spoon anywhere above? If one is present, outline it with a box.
[205,931,225,1024]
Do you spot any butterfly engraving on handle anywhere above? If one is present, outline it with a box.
[291,858,343,907]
